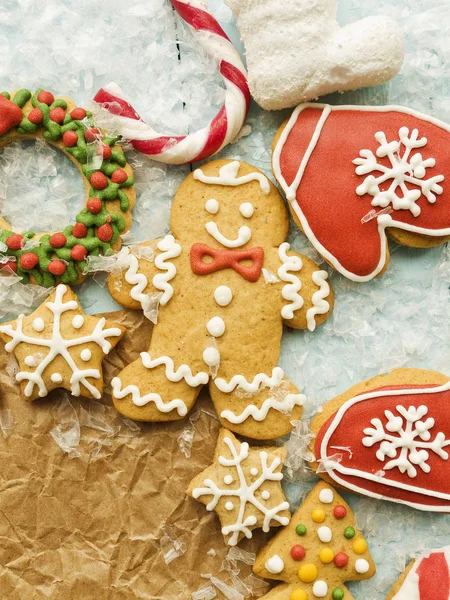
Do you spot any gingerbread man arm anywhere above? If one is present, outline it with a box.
[275,243,334,331]
[107,234,182,312]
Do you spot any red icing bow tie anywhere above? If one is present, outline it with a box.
[190,243,264,282]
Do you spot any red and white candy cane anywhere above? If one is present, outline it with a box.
[93,0,250,165]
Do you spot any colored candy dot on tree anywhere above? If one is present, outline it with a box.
[111,169,128,184]
[27,107,43,124]
[332,588,345,600]
[319,548,334,564]
[37,90,54,105]
[63,130,78,147]
[72,222,87,238]
[334,552,349,568]
[344,527,355,539]
[353,538,367,554]
[70,244,88,261]
[48,260,67,275]
[20,252,39,269]
[49,233,67,248]
[290,590,307,600]
[97,222,113,242]
[298,563,318,583]
[333,505,347,519]
[49,107,66,124]
[295,524,307,536]
[90,172,108,190]
[84,127,100,143]
[3,260,17,272]
[97,144,112,159]
[0,95,23,135]
[311,509,326,523]
[6,234,23,250]
[87,197,102,214]
[70,107,87,120]
[290,545,306,561]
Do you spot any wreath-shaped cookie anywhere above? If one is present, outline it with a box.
[0,88,135,287]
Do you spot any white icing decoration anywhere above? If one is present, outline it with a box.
[140,352,209,387]
[355,559,370,574]
[192,436,289,546]
[205,198,219,214]
[265,555,285,574]
[116,247,156,320]
[215,367,285,394]
[0,284,122,399]
[111,377,188,416]
[24,355,37,367]
[193,161,270,195]
[225,501,234,511]
[392,546,450,600]
[272,103,450,282]
[72,315,84,329]
[33,318,45,332]
[80,349,91,362]
[206,316,225,337]
[319,488,334,504]
[205,221,251,248]
[317,526,332,543]
[261,490,270,500]
[250,468,258,476]
[239,202,254,218]
[51,373,63,384]
[277,243,304,320]
[319,380,450,511]
[312,581,328,598]
[152,234,182,305]
[224,475,233,485]
[220,393,305,424]
[306,270,330,332]
[203,346,220,368]
[353,127,444,217]
[362,404,450,478]
[214,285,233,307]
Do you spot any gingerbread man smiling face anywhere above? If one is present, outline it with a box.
[108,159,334,440]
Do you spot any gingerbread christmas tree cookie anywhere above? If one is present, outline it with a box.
[187,428,291,546]
[253,482,375,599]
[0,283,125,401]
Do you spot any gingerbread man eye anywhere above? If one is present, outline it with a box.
[205,199,219,214]
[239,202,254,218]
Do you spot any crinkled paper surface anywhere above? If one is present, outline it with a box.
[1,0,450,598]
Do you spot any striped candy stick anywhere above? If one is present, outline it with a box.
[93,0,250,165]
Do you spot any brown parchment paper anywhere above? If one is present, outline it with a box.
[0,310,272,600]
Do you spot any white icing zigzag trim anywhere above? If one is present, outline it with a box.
[306,270,330,332]
[116,247,156,318]
[193,161,271,195]
[140,352,209,387]
[215,367,285,394]
[111,376,188,416]
[277,242,304,320]
[152,234,182,306]
[220,393,305,424]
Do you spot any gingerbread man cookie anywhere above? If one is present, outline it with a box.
[107,159,334,439]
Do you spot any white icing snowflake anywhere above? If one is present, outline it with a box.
[353,127,444,217]
[0,284,122,399]
[192,435,289,546]
[362,404,450,478]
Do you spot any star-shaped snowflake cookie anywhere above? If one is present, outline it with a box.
[187,428,291,546]
[0,284,126,401]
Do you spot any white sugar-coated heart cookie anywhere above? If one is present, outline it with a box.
[227,0,404,110]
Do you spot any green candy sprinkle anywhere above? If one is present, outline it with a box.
[332,588,345,600]
[344,526,355,539]
[295,524,307,536]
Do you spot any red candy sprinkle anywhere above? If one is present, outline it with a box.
[333,506,347,520]
[6,233,24,250]
[111,169,127,184]
[84,127,100,143]
[48,260,67,275]
[97,223,113,242]
[49,107,65,124]
[87,197,102,214]
[334,553,349,568]
[2,260,17,273]
[70,107,87,120]
[27,107,43,124]
[70,244,88,261]
[0,95,23,136]
[63,130,78,147]
[290,545,306,561]
[20,252,39,269]
[37,91,55,105]
[90,172,108,190]
[97,144,112,159]
[72,222,87,238]
[49,233,67,248]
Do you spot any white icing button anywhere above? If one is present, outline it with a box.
[32,317,45,332]
[319,488,334,504]
[25,355,37,367]
[355,559,370,574]
[205,199,219,214]
[312,581,328,598]
[72,315,84,329]
[214,285,233,307]
[317,526,332,543]
[80,349,92,362]
[51,372,63,383]
[261,490,270,500]
[250,468,258,476]
[224,475,233,485]
[265,555,284,574]
[225,501,234,511]
[203,347,220,367]
[239,202,254,218]
[206,316,225,337]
